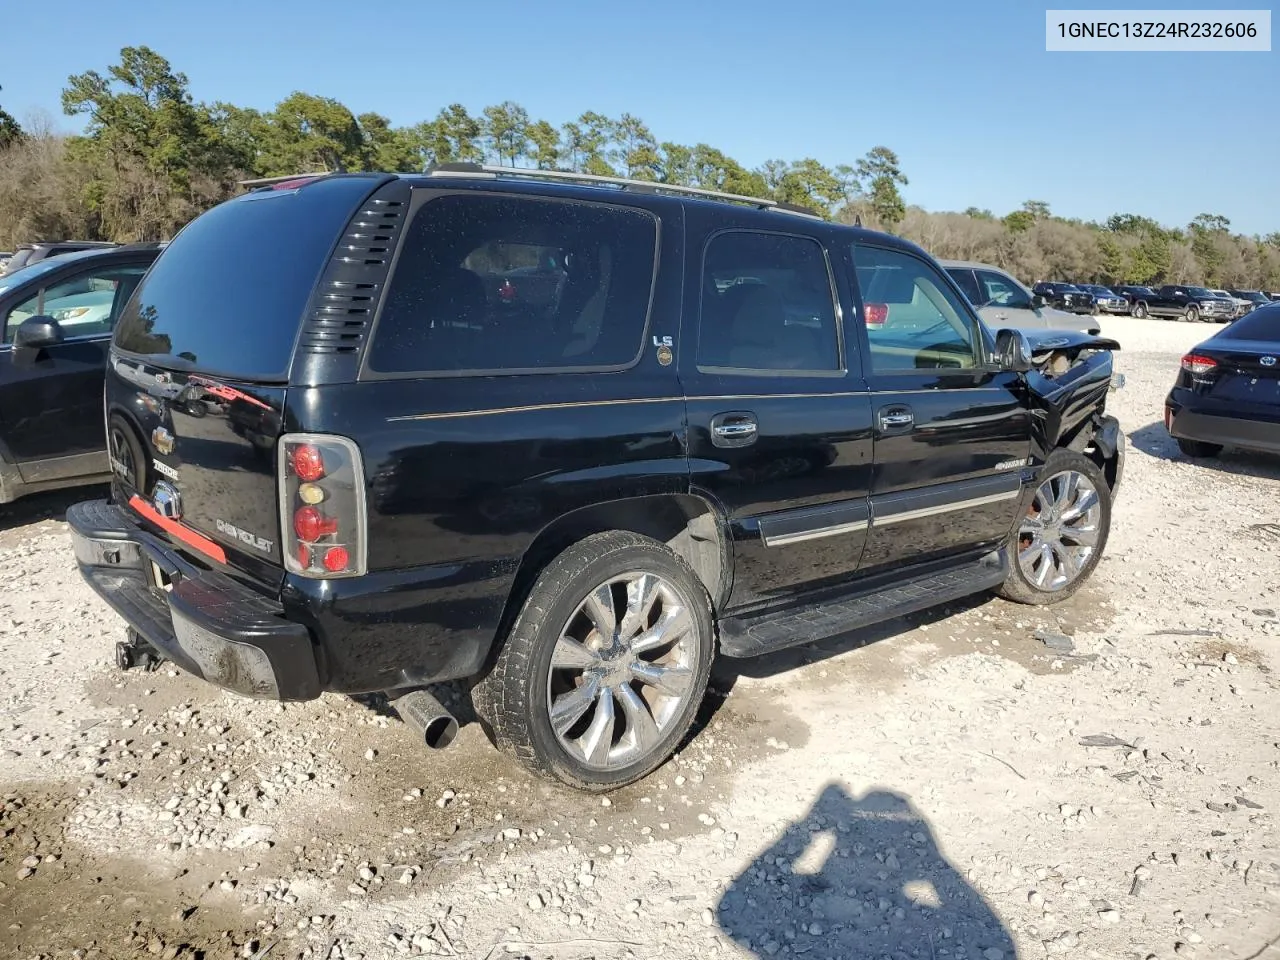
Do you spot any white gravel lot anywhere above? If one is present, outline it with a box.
[1,316,1277,960]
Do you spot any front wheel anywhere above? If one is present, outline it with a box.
[1184,305,1200,323]
[472,531,714,791]
[998,450,1111,605]
[1132,302,1148,319]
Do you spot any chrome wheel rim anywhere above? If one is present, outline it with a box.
[546,572,697,771]
[1017,470,1101,592]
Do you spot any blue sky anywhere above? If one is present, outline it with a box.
[3,0,1276,234]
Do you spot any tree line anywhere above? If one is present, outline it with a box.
[1,47,1277,291]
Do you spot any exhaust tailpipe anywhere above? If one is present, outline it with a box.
[392,690,459,750]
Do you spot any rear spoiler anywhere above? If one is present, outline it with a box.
[237,173,331,191]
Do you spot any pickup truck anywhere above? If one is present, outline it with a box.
[1031,282,1095,315]
[1128,285,1236,323]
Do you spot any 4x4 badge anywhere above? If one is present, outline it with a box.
[152,426,175,455]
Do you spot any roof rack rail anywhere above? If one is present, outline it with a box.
[425,163,824,220]
[237,172,331,189]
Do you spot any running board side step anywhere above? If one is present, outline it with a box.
[718,549,1008,658]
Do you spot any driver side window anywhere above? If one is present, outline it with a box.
[852,245,981,372]
[975,270,1033,309]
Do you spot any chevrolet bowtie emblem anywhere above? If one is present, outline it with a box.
[152,426,175,456]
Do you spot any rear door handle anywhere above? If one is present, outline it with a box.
[878,406,914,433]
[710,411,758,448]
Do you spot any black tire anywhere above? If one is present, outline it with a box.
[997,449,1112,606]
[1132,302,1148,319]
[108,415,147,494]
[1184,305,1200,323]
[1176,437,1222,458]
[472,531,715,791]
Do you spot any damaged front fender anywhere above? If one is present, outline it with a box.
[1022,332,1123,491]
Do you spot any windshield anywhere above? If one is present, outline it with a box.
[1186,286,1216,298]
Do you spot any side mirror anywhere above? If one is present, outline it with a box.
[1031,293,1048,308]
[994,328,1033,373]
[12,316,64,352]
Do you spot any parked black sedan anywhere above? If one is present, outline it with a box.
[1165,303,1280,458]
[0,243,163,503]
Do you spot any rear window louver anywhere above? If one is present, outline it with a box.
[296,184,409,359]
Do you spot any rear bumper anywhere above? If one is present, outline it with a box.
[68,499,321,700]
[1166,394,1280,454]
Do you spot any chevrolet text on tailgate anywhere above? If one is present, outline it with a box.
[68,166,1125,791]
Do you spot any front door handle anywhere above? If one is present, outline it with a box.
[878,406,914,433]
[710,411,758,448]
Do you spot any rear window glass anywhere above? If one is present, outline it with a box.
[366,193,657,375]
[113,178,374,380]
[1216,305,1279,340]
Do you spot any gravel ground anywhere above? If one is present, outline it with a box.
[1,316,1277,960]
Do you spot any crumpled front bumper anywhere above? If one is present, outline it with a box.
[67,499,320,700]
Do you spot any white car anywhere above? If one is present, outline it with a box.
[1208,289,1253,320]
[939,260,1100,336]
[5,281,122,338]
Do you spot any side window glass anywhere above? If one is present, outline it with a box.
[976,270,1032,309]
[4,266,148,343]
[852,244,981,373]
[697,232,840,373]
[945,268,983,305]
[369,194,658,375]
[3,290,41,343]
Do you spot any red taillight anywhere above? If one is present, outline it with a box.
[293,506,338,542]
[1181,353,1218,376]
[291,444,326,482]
[280,435,366,579]
[498,279,516,301]
[864,303,889,327]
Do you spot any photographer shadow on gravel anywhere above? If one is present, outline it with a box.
[717,783,1017,960]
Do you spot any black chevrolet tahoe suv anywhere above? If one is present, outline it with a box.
[68,167,1125,791]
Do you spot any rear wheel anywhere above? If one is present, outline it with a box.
[107,416,147,492]
[1176,437,1222,458]
[472,531,714,791]
[1132,302,1148,319]
[998,450,1111,605]
[1184,305,1200,323]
